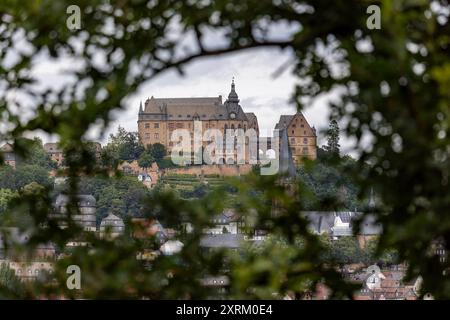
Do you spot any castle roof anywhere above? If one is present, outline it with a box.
[139,80,248,122]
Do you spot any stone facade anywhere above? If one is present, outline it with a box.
[54,194,97,231]
[137,80,259,164]
[275,112,317,164]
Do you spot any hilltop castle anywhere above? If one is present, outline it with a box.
[137,80,317,166]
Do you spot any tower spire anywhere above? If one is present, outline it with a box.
[139,101,143,114]
[227,77,239,103]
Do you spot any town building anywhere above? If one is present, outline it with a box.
[54,194,97,232]
[137,80,259,164]
[0,143,18,168]
[275,112,317,164]
[44,142,102,166]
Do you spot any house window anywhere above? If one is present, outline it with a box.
[154,123,159,128]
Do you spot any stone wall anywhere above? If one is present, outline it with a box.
[163,164,253,177]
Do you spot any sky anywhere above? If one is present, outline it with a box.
[2,17,357,155]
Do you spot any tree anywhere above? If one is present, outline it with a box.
[323,119,340,155]
[148,143,167,164]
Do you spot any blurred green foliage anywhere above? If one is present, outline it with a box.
[0,0,449,299]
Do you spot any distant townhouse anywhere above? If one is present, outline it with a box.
[44,142,102,167]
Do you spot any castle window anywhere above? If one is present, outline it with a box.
[154,123,159,129]
[302,147,308,154]
[290,138,295,144]
[176,123,184,128]
[301,124,304,128]
[154,133,159,139]
[145,133,150,139]
[303,138,308,144]
[292,130,294,134]
[145,123,150,129]
[304,130,306,135]
[178,115,182,118]
[187,115,191,118]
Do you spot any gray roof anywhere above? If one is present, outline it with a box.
[275,115,294,130]
[139,81,248,122]
[337,212,353,223]
[332,226,353,237]
[200,234,244,249]
[100,213,125,228]
[359,214,383,235]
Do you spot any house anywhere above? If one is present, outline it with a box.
[118,161,159,189]
[0,143,18,168]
